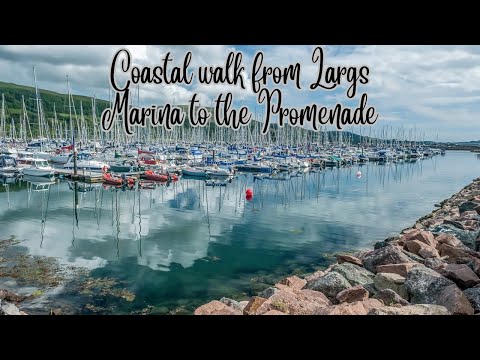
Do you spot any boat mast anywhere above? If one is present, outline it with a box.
[67,75,78,176]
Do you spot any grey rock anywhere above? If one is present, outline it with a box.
[401,250,426,264]
[361,245,414,273]
[330,263,375,287]
[374,273,408,300]
[368,304,450,315]
[305,271,352,300]
[459,201,479,213]
[0,301,21,315]
[220,297,244,312]
[405,267,455,304]
[464,288,480,313]
[425,258,447,271]
[432,224,480,250]
[258,287,278,299]
[373,289,409,306]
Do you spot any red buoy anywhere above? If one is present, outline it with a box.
[246,188,253,196]
[246,194,253,201]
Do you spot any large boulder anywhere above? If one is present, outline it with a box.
[316,301,368,315]
[276,276,307,290]
[336,285,369,303]
[441,264,480,289]
[405,267,455,304]
[194,300,243,315]
[0,289,27,303]
[375,263,419,277]
[336,254,363,267]
[435,233,462,248]
[258,287,278,299]
[439,244,474,263]
[374,273,408,300]
[405,240,439,258]
[408,230,437,248]
[368,304,450,315]
[316,299,383,315]
[243,297,268,315]
[459,201,479,213]
[219,297,244,312]
[373,289,410,306]
[432,224,480,250]
[0,300,21,315]
[305,271,352,300]
[255,289,331,315]
[304,270,325,284]
[437,285,474,315]
[463,288,480,313]
[330,263,375,292]
[360,245,413,273]
[424,258,448,271]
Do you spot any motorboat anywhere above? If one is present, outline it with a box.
[22,159,55,178]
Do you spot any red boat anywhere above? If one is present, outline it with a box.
[144,170,169,182]
[103,173,136,186]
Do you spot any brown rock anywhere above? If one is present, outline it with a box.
[336,285,369,303]
[402,228,419,236]
[409,230,437,247]
[373,289,410,306]
[403,229,421,241]
[316,301,368,315]
[376,263,419,277]
[304,270,325,283]
[0,289,28,303]
[336,254,363,267]
[437,285,474,315]
[405,240,438,258]
[277,276,307,290]
[435,233,462,248]
[255,289,331,315]
[263,310,287,315]
[442,264,480,289]
[425,258,448,271]
[440,244,473,263]
[418,246,440,259]
[243,296,268,315]
[194,301,243,315]
[360,298,384,312]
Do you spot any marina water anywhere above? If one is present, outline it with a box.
[0,151,479,314]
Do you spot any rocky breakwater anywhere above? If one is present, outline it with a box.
[0,289,29,315]
[195,177,480,315]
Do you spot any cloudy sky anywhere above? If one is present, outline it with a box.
[0,45,478,141]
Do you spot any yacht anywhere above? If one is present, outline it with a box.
[22,159,55,178]
[63,152,110,172]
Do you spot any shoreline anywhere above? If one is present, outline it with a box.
[194,177,480,315]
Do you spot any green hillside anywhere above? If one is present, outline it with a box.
[0,81,109,134]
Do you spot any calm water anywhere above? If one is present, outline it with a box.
[0,151,479,314]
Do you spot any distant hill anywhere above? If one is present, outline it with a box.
[0,81,109,134]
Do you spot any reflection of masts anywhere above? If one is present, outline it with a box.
[72,181,79,245]
[40,185,51,248]
[138,183,142,257]
[115,190,120,258]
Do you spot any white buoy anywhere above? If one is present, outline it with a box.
[356,170,362,177]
